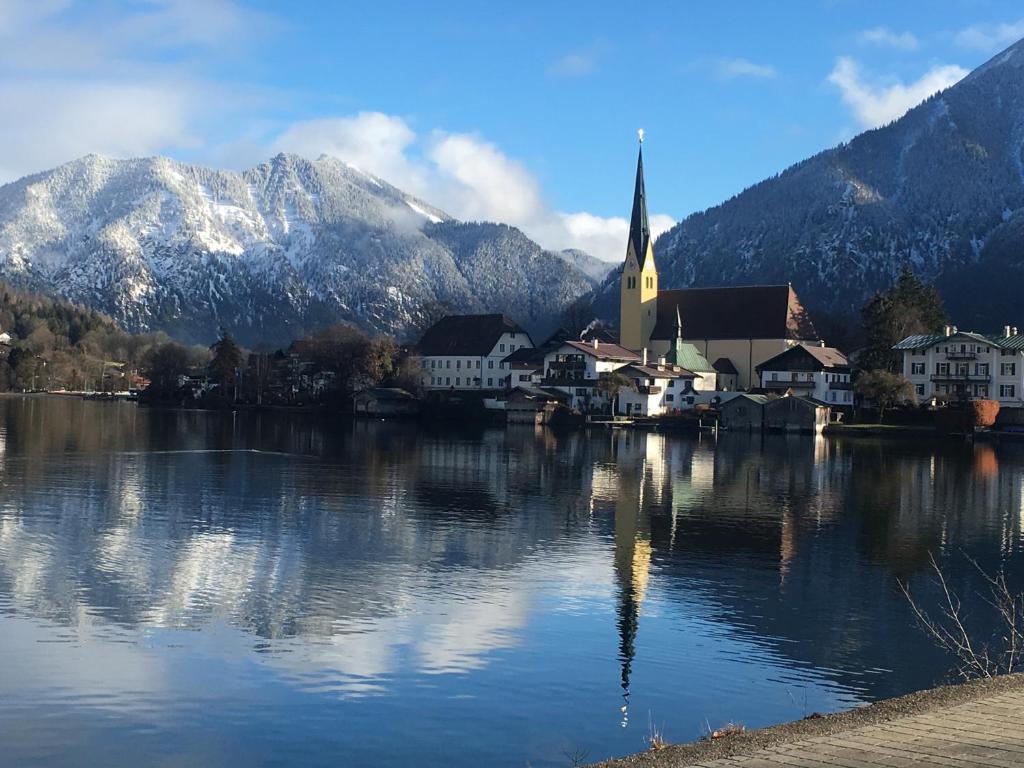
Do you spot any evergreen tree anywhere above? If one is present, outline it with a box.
[209,330,243,385]
[860,267,948,372]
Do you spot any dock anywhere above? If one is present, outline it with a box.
[591,674,1024,768]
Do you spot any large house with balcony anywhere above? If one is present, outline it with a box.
[616,362,701,416]
[541,340,640,411]
[755,343,852,406]
[893,325,1024,405]
[418,314,535,391]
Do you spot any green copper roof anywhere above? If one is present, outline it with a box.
[893,331,1024,351]
[627,146,651,268]
[669,342,714,373]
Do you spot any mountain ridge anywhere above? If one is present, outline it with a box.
[596,37,1024,333]
[0,152,596,346]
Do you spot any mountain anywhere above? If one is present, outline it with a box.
[0,153,596,346]
[558,249,615,282]
[600,38,1024,332]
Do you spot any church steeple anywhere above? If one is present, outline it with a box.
[629,139,651,270]
[619,130,659,352]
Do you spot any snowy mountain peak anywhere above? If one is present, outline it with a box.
[0,154,592,345]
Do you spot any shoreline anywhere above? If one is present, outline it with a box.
[588,673,1024,767]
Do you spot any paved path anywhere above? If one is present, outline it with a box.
[691,686,1024,767]
[592,675,1024,768]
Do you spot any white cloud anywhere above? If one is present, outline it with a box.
[714,57,777,80]
[0,0,272,182]
[954,18,1024,52]
[547,43,607,78]
[272,113,673,263]
[859,27,920,51]
[827,56,968,128]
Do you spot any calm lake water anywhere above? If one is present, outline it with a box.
[1,396,1023,767]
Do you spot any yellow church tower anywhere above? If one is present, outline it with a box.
[619,131,658,352]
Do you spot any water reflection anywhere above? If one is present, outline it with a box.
[0,397,1023,767]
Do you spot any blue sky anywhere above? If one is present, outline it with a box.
[1,1,1022,260]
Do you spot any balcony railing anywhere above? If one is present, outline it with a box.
[636,385,662,395]
[547,360,586,372]
[946,352,977,360]
[829,381,852,390]
[765,379,815,388]
[931,373,989,382]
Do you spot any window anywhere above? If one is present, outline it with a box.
[937,363,949,375]
[976,384,989,397]
[446,360,451,369]
[911,362,925,375]
[1002,362,1017,376]
[667,380,675,388]
[499,343,505,353]
[955,363,969,376]
[455,377,460,386]
[430,360,436,369]
[456,360,461,369]
[487,378,493,387]
[771,372,778,381]
[916,384,925,396]
[976,363,989,376]
[445,377,451,385]
[830,391,836,401]
[666,394,674,402]
[1001,384,1016,398]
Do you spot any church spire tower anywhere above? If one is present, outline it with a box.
[619,130,658,352]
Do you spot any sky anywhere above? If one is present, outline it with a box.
[1,0,1023,262]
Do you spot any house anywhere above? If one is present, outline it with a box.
[501,346,544,389]
[764,395,831,434]
[712,358,739,391]
[417,314,534,391]
[616,362,700,416]
[506,385,568,425]
[617,139,819,389]
[894,325,1024,406]
[756,343,852,406]
[719,393,770,431]
[541,339,640,412]
[353,387,420,416]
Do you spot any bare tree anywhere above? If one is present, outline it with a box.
[900,552,1024,680]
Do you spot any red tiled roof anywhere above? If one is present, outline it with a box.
[561,340,640,361]
[651,285,818,341]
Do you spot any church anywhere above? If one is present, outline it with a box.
[618,137,820,389]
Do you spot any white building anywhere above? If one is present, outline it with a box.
[541,340,640,412]
[894,325,1024,406]
[756,343,852,406]
[616,362,702,416]
[418,314,534,391]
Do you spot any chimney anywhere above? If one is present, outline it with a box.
[657,355,666,367]
[592,338,599,350]
[1005,326,1012,338]
[1014,327,1020,337]
[952,326,958,335]
[820,340,826,348]
[642,348,648,365]
[943,325,953,337]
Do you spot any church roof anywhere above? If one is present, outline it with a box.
[627,146,651,268]
[652,285,818,341]
[418,314,529,356]
[670,343,714,373]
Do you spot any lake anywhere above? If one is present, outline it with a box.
[0,395,1022,767]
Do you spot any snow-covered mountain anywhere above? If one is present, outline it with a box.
[599,38,1024,331]
[0,153,596,345]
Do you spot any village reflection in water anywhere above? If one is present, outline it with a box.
[0,396,1023,768]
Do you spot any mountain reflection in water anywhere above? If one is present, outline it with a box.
[0,396,1022,767]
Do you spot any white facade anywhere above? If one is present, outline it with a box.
[421,330,534,391]
[898,329,1024,406]
[617,365,700,416]
[541,341,639,412]
[758,369,852,405]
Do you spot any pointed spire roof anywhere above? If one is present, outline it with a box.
[628,138,651,269]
